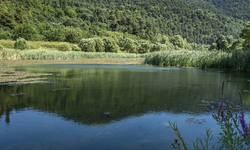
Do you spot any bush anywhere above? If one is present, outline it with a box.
[93,37,105,52]
[78,38,96,52]
[137,42,151,54]
[121,38,137,53]
[170,35,184,48]
[57,43,71,51]
[64,27,83,43]
[0,29,12,39]
[72,45,81,51]
[150,43,166,52]
[14,38,30,50]
[45,27,65,42]
[103,37,118,53]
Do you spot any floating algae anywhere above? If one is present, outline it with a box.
[0,68,55,86]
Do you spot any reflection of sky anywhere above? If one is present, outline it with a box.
[0,109,224,150]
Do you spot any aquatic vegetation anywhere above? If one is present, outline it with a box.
[170,82,250,149]
[0,49,145,60]
[145,50,250,71]
[0,68,54,86]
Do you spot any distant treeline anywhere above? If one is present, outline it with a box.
[0,0,246,44]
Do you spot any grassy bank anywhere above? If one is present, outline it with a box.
[0,40,73,50]
[145,50,250,71]
[0,49,146,61]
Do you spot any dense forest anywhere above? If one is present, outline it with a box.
[0,0,247,45]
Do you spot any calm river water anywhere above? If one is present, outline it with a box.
[0,64,250,150]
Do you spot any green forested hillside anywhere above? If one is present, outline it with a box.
[183,0,250,21]
[0,0,246,44]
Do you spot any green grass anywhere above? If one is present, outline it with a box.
[0,40,75,50]
[144,50,250,71]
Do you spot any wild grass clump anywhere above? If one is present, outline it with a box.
[0,42,3,50]
[14,38,30,50]
[0,49,20,60]
[0,40,15,49]
[144,50,238,70]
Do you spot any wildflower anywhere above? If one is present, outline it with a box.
[239,110,250,136]
[218,101,226,121]
[219,101,226,110]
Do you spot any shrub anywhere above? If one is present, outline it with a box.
[150,43,166,52]
[103,37,118,53]
[121,38,137,53]
[170,35,184,48]
[45,27,65,42]
[57,43,71,51]
[137,42,151,54]
[78,38,96,52]
[64,27,83,43]
[0,29,12,39]
[14,38,30,50]
[72,45,81,51]
[93,37,105,52]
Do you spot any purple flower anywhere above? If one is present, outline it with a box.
[219,101,226,110]
[239,110,250,136]
[219,101,226,121]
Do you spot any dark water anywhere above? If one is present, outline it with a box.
[0,64,250,150]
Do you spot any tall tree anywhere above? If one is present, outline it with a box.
[240,21,250,49]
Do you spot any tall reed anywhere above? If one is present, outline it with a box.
[0,49,146,60]
[145,50,250,71]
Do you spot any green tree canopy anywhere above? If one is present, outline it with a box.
[240,21,250,49]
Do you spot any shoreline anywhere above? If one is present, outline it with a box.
[0,58,145,66]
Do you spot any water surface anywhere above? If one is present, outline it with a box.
[0,64,250,150]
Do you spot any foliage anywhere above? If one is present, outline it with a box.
[71,45,81,51]
[0,0,247,44]
[14,38,30,50]
[0,28,12,39]
[121,38,137,53]
[103,37,119,53]
[137,42,151,54]
[240,21,250,49]
[78,38,96,52]
[45,27,66,42]
[12,24,38,41]
[57,43,71,51]
[64,27,83,44]
[171,35,185,48]
[150,43,168,52]
[93,37,105,52]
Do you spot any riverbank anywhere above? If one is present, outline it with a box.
[0,58,145,66]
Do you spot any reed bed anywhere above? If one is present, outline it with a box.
[145,50,250,71]
[0,49,146,60]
